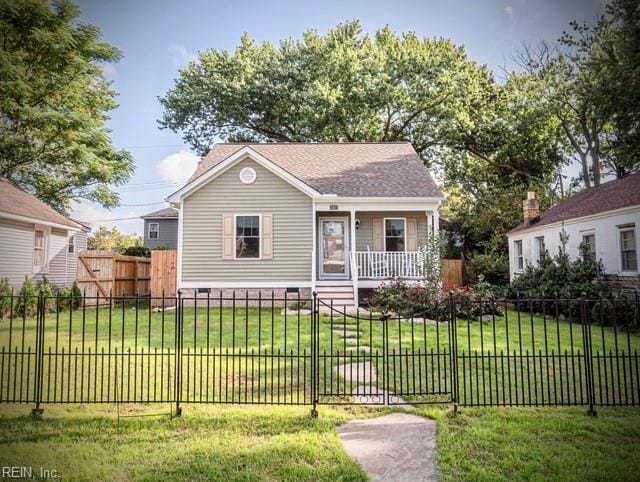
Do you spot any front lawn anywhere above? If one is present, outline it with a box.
[0,404,639,481]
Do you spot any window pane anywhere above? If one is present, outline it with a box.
[323,221,343,236]
[236,216,260,258]
[34,230,44,249]
[386,237,405,252]
[385,219,405,237]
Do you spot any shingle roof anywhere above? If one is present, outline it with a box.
[509,171,640,234]
[188,142,443,198]
[0,177,81,230]
[141,207,178,219]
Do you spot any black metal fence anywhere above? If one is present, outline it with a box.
[0,290,638,415]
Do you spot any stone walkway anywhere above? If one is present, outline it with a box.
[338,413,439,481]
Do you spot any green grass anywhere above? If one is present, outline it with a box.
[424,406,640,482]
[1,305,638,406]
[1,404,639,481]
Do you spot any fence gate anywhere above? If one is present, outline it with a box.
[313,297,453,406]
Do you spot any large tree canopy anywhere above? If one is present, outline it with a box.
[160,21,496,167]
[0,0,134,213]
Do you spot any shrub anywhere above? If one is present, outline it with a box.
[371,278,502,321]
[508,234,607,317]
[122,246,151,258]
[70,281,83,310]
[591,293,639,330]
[15,277,38,317]
[0,278,11,319]
[468,251,509,286]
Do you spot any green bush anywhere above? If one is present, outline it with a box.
[0,278,11,319]
[469,251,509,286]
[70,281,83,310]
[122,246,151,258]
[15,277,38,317]
[591,294,639,330]
[509,234,607,317]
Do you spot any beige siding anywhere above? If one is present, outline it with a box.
[182,158,313,283]
[355,212,428,251]
[0,219,35,288]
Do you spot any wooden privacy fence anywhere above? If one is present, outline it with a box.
[150,250,177,307]
[442,259,463,287]
[76,251,151,305]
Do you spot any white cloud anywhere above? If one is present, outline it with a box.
[168,45,197,68]
[70,201,143,236]
[101,64,118,79]
[157,150,200,183]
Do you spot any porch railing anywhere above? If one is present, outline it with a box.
[355,251,424,279]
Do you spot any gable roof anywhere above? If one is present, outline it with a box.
[141,207,178,219]
[0,177,81,230]
[509,171,640,234]
[186,142,443,198]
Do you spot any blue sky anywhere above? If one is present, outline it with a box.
[71,0,604,235]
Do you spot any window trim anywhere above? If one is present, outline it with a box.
[68,234,75,254]
[619,225,638,273]
[33,225,49,273]
[233,213,262,260]
[383,217,407,253]
[148,222,159,240]
[514,239,524,271]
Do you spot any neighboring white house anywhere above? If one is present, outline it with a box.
[167,142,444,308]
[507,172,640,290]
[0,177,89,289]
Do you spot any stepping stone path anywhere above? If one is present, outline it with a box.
[327,317,413,408]
[338,413,439,481]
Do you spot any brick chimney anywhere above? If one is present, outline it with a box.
[522,191,540,225]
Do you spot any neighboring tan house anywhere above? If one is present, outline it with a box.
[141,207,178,249]
[507,171,640,290]
[167,143,444,308]
[0,177,87,289]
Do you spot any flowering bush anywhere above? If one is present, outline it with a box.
[371,278,502,320]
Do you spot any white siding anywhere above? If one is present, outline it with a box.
[0,219,35,288]
[508,207,640,281]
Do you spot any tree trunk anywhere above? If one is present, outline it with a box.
[580,151,591,188]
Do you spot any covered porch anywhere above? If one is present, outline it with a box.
[313,199,441,291]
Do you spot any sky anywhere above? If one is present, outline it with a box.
[70,0,605,235]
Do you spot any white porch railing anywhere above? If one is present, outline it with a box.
[355,251,424,279]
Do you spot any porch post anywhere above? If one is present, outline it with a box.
[350,209,358,308]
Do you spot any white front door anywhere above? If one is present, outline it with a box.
[318,217,349,279]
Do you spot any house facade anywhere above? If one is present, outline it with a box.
[0,177,87,289]
[167,143,444,308]
[507,172,640,290]
[141,207,178,250]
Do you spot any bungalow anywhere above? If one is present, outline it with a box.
[507,171,640,290]
[167,142,444,308]
[0,177,90,289]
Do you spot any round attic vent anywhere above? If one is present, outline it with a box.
[239,167,257,184]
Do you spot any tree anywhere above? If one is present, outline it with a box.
[159,21,495,170]
[0,0,134,213]
[88,226,143,253]
[518,0,640,187]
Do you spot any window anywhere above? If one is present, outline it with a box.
[148,223,159,240]
[514,240,523,271]
[620,227,637,271]
[384,218,406,252]
[235,215,260,258]
[582,233,596,258]
[33,229,46,268]
[535,236,545,264]
[68,235,75,254]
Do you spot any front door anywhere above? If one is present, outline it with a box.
[318,217,349,279]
